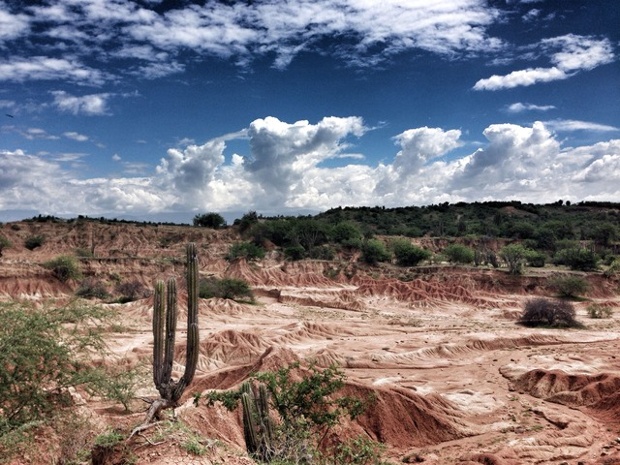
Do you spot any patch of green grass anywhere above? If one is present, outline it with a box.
[94,429,124,447]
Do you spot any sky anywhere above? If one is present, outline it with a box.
[0,0,619,223]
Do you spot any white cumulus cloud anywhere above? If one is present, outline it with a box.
[51,91,110,115]
[392,127,463,176]
[3,118,620,218]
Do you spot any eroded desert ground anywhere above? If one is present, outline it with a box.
[2,220,620,464]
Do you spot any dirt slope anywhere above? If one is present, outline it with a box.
[2,219,620,464]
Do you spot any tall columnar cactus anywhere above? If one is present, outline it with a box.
[152,243,200,406]
[130,243,200,434]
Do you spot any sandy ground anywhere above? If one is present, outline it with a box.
[1,220,620,464]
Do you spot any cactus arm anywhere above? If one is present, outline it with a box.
[153,280,166,388]
[172,243,200,401]
[172,321,199,401]
[182,243,199,382]
[239,383,274,461]
[258,384,274,444]
[186,242,198,323]
[241,392,258,455]
[160,277,177,395]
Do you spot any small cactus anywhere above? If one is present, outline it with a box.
[241,391,259,455]
[241,382,274,461]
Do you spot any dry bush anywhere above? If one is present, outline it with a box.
[519,298,581,328]
[76,278,110,299]
[115,279,150,303]
[587,303,613,319]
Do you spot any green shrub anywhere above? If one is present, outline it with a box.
[204,363,382,465]
[361,239,391,265]
[519,298,580,328]
[525,250,546,267]
[307,244,336,260]
[199,277,254,302]
[549,274,589,298]
[499,244,531,275]
[331,435,388,465]
[24,235,45,250]
[586,303,613,319]
[391,239,430,267]
[43,255,82,282]
[0,302,110,437]
[227,241,266,261]
[331,221,362,244]
[585,222,618,247]
[284,244,306,261]
[443,244,475,264]
[193,212,226,229]
[292,219,330,250]
[0,235,11,256]
[236,210,259,234]
[249,220,294,247]
[553,247,598,271]
[604,259,620,278]
[340,237,363,250]
[87,361,147,411]
[94,429,124,448]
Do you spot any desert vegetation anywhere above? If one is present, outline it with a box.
[0,201,619,464]
[518,298,581,328]
[203,363,384,464]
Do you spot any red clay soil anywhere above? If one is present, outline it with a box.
[1,220,620,464]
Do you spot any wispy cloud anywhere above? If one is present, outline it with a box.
[506,102,556,113]
[53,152,87,162]
[522,9,540,22]
[0,99,15,110]
[1,0,504,82]
[475,67,567,90]
[120,161,151,176]
[20,127,59,140]
[0,56,107,85]
[544,34,615,71]
[0,2,29,43]
[543,119,619,133]
[63,131,89,141]
[475,35,615,90]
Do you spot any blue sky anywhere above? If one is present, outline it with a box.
[0,0,619,222]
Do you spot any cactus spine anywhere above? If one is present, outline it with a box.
[152,243,200,404]
[241,382,274,461]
